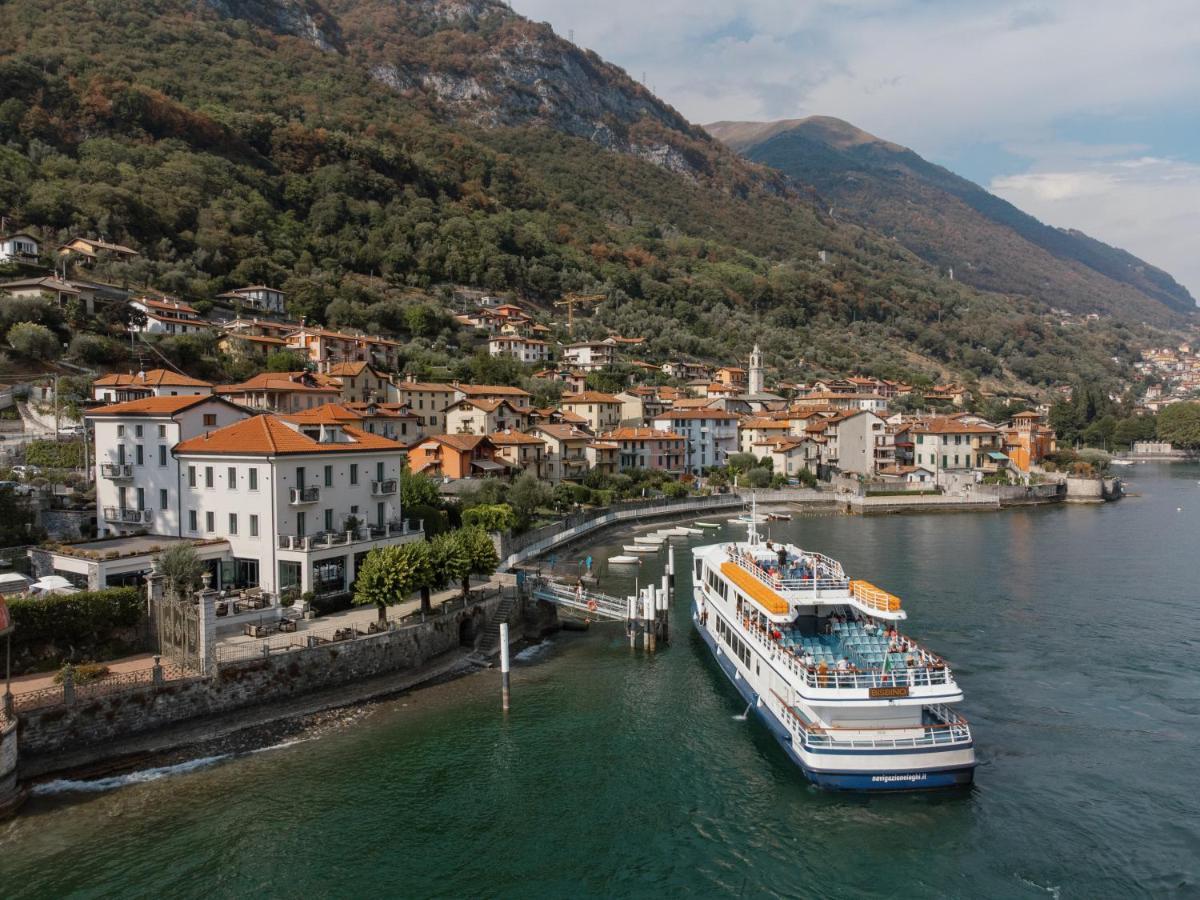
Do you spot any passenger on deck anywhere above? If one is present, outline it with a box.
[817,659,829,685]
[863,621,878,635]
[836,656,850,673]
[888,635,903,653]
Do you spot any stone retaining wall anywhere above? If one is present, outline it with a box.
[0,718,21,818]
[17,592,508,759]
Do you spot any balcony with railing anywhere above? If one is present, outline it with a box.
[100,463,134,481]
[725,546,850,593]
[277,518,423,552]
[103,507,152,524]
[289,486,320,505]
[371,478,398,496]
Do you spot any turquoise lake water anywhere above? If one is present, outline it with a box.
[1,463,1198,898]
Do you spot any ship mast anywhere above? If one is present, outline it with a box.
[748,492,760,546]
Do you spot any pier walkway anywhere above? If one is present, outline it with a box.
[530,578,628,622]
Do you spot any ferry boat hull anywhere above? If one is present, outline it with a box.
[693,601,974,790]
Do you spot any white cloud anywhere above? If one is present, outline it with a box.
[992,158,1200,302]
[511,0,1200,298]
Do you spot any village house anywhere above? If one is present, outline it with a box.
[661,360,712,381]
[391,380,461,432]
[561,340,617,371]
[756,436,820,479]
[715,366,748,390]
[604,427,686,474]
[651,408,739,476]
[738,417,794,455]
[92,369,214,404]
[443,398,531,435]
[821,410,891,476]
[172,415,419,598]
[216,285,287,315]
[529,423,593,482]
[908,417,1008,478]
[614,387,670,425]
[0,232,39,264]
[59,236,139,264]
[407,434,507,480]
[795,391,888,414]
[586,439,620,477]
[1002,411,1058,473]
[559,391,623,432]
[322,361,392,404]
[283,402,422,445]
[286,326,402,372]
[86,395,251,538]
[488,335,551,363]
[215,371,341,413]
[217,331,290,361]
[488,430,547,478]
[0,276,91,313]
[130,296,211,335]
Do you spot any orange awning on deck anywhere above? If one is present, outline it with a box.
[721,562,790,615]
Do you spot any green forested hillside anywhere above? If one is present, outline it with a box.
[708,116,1196,318]
[0,0,1170,392]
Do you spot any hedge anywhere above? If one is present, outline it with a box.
[25,439,85,469]
[6,587,147,672]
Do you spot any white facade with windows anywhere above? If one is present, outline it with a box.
[87,397,249,537]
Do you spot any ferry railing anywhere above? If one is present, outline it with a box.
[737,616,954,690]
[770,691,972,750]
[725,551,849,593]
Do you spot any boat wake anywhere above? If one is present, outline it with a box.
[514,641,553,663]
[32,754,229,796]
[733,702,753,721]
[32,737,314,797]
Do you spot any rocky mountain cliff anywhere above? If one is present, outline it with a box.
[707,117,1196,317]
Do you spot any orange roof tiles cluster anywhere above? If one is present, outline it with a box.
[174,415,403,455]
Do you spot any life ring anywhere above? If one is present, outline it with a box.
[587,599,597,611]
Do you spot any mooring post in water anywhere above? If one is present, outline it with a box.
[499,622,511,712]
[667,543,675,594]
[644,588,656,652]
[627,594,637,648]
[660,573,670,645]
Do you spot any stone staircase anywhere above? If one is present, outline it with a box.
[467,593,517,667]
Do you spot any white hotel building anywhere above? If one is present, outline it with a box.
[55,400,422,599]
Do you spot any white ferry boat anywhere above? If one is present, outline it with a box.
[691,513,975,791]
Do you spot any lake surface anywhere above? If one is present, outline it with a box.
[1,463,1198,898]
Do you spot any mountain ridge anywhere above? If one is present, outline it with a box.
[706,116,1195,317]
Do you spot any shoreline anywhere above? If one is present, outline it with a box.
[12,491,1075,796]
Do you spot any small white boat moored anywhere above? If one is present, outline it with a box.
[608,555,641,565]
[623,545,659,553]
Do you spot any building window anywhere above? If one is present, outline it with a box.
[228,514,238,535]
[350,464,358,485]
[117,424,125,437]
[135,445,144,466]
[228,467,237,490]
[158,445,167,466]
[205,466,213,488]
[205,511,214,532]
[324,465,333,487]
[324,509,334,532]
[250,514,259,538]
[188,466,196,488]
[158,424,166,438]
[203,414,217,427]
[135,425,143,438]
[188,509,197,531]
[159,488,168,510]
[249,468,258,491]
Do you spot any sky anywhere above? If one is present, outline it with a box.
[512,0,1200,302]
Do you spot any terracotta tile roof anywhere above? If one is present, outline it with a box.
[422,433,492,452]
[603,427,683,441]
[0,276,80,294]
[457,384,532,398]
[739,417,790,429]
[215,372,339,395]
[281,403,365,425]
[531,423,592,441]
[136,296,200,315]
[325,361,373,377]
[396,381,457,393]
[911,417,997,435]
[562,391,622,404]
[223,333,288,346]
[655,407,740,420]
[175,415,403,456]
[93,369,212,389]
[487,431,546,446]
[344,402,419,419]
[62,237,138,255]
[588,441,620,450]
[86,395,227,417]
